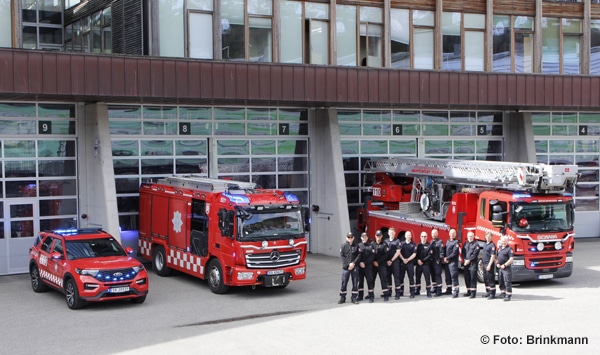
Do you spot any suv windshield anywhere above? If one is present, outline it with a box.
[65,238,127,259]
[511,202,573,233]
[238,209,303,240]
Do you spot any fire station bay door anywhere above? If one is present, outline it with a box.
[0,199,40,275]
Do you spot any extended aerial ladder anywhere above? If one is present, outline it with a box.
[364,157,579,221]
[365,157,579,194]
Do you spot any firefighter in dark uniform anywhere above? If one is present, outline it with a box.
[357,232,375,303]
[372,230,391,302]
[443,228,460,298]
[415,231,433,298]
[385,227,402,300]
[398,230,417,298]
[429,228,445,297]
[482,231,497,299]
[496,235,514,301]
[338,232,360,304]
[462,231,480,298]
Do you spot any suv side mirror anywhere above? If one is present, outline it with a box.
[50,251,63,260]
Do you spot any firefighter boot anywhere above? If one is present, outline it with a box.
[383,291,390,302]
[399,285,404,297]
[426,288,432,298]
[487,290,496,300]
[434,286,443,297]
[415,286,421,296]
[469,290,476,299]
[504,294,512,302]
[452,287,459,298]
[368,292,374,303]
[409,286,416,299]
[498,292,506,300]
[338,296,346,304]
[444,287,452,295]
[482,289,491,298]
[351,296,359,304]
[357,291,364,301]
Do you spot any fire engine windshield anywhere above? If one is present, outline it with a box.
[65,238,127,259]
[238,209,304,240]
[511,202,573,233]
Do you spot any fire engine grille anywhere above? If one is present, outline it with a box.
[527,256,564,269]
[245,250,301,269]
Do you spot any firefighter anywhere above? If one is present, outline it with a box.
[372,230,391,301]
[398,230,417,298]
[357,232,375,303]
[415,231,433,298]
[482,231,497,299]
[496,235,514,301]
[443,228,460,298]
[462,231,480,298]
[338,232,360,304]
[429,228,445,297]
[385,227,402,299]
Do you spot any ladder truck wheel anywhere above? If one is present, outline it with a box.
[153,246,172,276]
[207,259,229,294]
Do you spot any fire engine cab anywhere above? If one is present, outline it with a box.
[357,157,578,282]
[138,175,307,293]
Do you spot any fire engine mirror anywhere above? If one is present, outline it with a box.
[218,208,235,238]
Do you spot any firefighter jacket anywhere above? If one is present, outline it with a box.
[358,242,375,265]
[430,238,444,262]
[462,240,480,265]
[340,242,360,270]
[373,241,389,266]
[416,242,432,264]
[445,239,460,262]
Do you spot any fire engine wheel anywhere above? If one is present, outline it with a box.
[153,246,172,277]
[30,264,48,293]
[207,259,229,294]
[477,258,485,283]
[65,278,84,310]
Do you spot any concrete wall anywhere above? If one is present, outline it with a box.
[504,112,536,163]
[77,103,121,241]
[308,108,351,256]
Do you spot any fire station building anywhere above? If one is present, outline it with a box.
[0,0,599,275]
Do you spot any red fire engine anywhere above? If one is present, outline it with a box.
[357,157,579,282]
[138,175,307,293]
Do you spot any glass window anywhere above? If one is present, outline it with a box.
[390,9,410,69]
[542,18,560,74]
[280,0,302,63]
[222,0,246,60]
[249,17,272,62]
[443,12,461,71]
[159,0,184,57]
[189,12,213,59]
[337,4,357,66]
[414,28,434,70]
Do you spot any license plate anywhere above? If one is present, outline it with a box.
[109,286,130,293]
[267,269,284,276]
[538,274,553,280]
[264,275,287,287]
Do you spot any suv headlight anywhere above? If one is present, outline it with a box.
[76,268,99,277]
[132,264,145,273]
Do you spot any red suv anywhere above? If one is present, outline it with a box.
[29,229,149,309]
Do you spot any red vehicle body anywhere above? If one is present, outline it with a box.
[138,175,307,294]
[357,158,578,282]
[29,229,149,309]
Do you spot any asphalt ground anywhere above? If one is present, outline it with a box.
[2,238,600,355]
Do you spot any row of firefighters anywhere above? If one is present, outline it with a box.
[339,227,515,304]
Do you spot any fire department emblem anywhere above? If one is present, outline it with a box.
[172,211,183,233]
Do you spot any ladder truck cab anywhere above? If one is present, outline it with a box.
[138,175,308,294]
[357,157,578,282]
